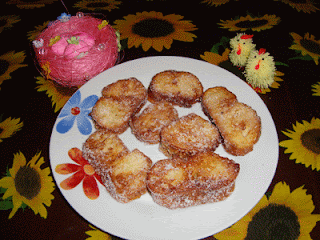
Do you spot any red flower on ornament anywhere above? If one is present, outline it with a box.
[55,147,103,200]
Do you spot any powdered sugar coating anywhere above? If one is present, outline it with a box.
[160,113,221,158]
[147,152,240,209]
[100,149,152,203]
[148,70,203,108]
[130,102,179,144]
[82,130,128,175]
[202,86,261,156]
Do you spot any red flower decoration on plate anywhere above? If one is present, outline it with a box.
[55,147,103,200]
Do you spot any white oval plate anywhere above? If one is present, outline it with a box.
[50,56,278,240]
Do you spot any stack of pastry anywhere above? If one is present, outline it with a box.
[82,70,261,209]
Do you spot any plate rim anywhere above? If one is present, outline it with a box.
[49,55,279,240]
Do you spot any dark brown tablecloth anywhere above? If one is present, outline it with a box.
[1,0,319,239]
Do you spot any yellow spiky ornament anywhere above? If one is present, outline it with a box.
[229,33,256,67]
[244,48,276,89]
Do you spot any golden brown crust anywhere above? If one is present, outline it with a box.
[130,102,179,144]
[148,70,203,108]
[91,96,136,134]
[102,77,147,113]
[147,151,240,209]
[91,78,148,133]
[159,113,221,158]
[82,130,129,175]
[202,86,261,156]
[102,149,153,203]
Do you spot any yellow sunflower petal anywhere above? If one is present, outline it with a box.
[10,151,26,178]
[0,176,14,189]
[85,225,113,239]
[268,182,291,205]
[142,38,154,51]
[28,152,43,168]
[9,193,23,219]
[29,199,48,218]
[0,177,15,199]
[299,214,320,235]
[279,139,295,151]
[285,186,315,216]
[0,117,23,142]
[214,226,244,239]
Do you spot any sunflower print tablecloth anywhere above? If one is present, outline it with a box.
[0,0,320,239]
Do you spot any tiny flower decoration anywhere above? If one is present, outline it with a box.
[56,90,98,135]
[55,148,103,200]
[57,13,71,23]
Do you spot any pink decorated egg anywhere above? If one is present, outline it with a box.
[33,13,119,87]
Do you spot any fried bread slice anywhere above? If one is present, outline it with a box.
[130,102,179,144]
[147,151,240,209]
[148,70,203,108]
[82,130,129,175]
[102,77,147,113]
[202,86,261,156]
[91,96,136,134]
[159,113,221,158]
[102,149,153,203]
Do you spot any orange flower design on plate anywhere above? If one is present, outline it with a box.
[55,148,103,200]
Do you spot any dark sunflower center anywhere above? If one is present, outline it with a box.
[301,128,320,154]
[132,18,174,38]
[86,2,109,8]
[235,19,269,29]
[14,165,41,200]
[300,39,320,55]
[0,59,10,76]
[245,204,300,240]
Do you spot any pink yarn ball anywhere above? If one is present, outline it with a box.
[33,14,119,87]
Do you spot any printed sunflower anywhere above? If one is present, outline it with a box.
[0,152,55,219]
[0,51,27,89]
[56,90,98,135]
[312,82,320,96]
[74,0,121,12]
[214,181,320,239]
[280,117,320,171]
[35,76,78,113]
[290,32,320,65]
[55,148,103,200]
[113,11,197,52]
[85,225,113,239]
[6,0,57,9]
[202,0,231,6]
[275,0,319,13]
[218,14,280,32]
[0,116,23,143]
[27,21,50,41]
[0,15,20,33]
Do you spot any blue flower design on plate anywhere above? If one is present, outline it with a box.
[56,90,98,135]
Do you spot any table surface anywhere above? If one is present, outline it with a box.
[1,1,319,240]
